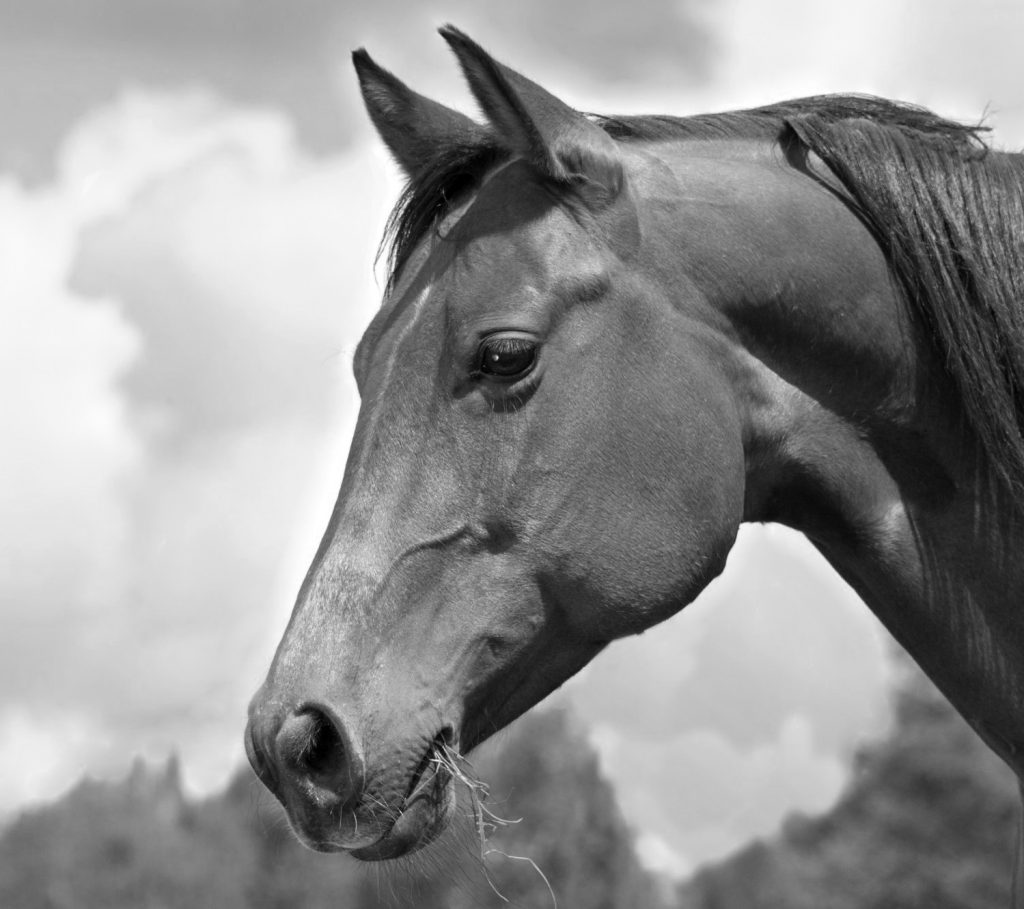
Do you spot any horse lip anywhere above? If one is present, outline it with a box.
[349,732,455,861]
[406,728,453,798]
[305,839,349,854]
[350,773,454,860]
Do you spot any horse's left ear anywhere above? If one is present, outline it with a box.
[353,48,490,179]
[439,25,623,206]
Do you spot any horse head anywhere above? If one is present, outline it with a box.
[245,27,748,859]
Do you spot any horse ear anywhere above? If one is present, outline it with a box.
[438,25,623,205]
[352,48,489,179]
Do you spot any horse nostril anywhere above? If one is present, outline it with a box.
[275,705,363,799]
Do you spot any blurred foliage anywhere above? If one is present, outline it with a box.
[677,651,1020,908]
[3,654,1019,909]
[0,708,668,909]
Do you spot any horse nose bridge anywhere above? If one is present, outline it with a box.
[330,403,478,557]
[300,522,464,629]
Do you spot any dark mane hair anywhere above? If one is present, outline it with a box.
[381,94,1024,494]
[381,142,508,291]
[785,110,1024,497]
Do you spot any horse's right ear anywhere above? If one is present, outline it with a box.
[439,26,623,207]
[352,49,489,179]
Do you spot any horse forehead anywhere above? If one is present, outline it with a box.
[455,211,587,291]
[449,183,598,295]
[456,159,564,235]
[361,165,603,367]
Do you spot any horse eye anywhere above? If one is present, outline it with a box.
[477,335,538,380]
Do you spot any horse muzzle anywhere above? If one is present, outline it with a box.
[244,699,457,858]
[244,701,379,849]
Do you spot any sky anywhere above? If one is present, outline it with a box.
[2,0,1023,881]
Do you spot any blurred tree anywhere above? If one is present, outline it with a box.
[677,649,1019,909]
[5,657,1016,909]
[378,708,667,908]
[0,708,667,909]
[0,754,261,909]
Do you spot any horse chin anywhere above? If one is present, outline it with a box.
[350,749,457,861]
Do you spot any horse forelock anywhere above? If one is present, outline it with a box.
[379,94,1024,496]
[380,141,509,293]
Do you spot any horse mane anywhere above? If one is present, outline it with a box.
[780,101,1024,499]
[382,94,1024,494]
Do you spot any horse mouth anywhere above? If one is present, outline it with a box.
[350,732,456,861]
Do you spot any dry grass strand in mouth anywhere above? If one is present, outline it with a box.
[432,743,557,909]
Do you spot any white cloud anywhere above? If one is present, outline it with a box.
[565,0,1023,150]
[57,88,299,223]
[0,175,141,701]
[703,0,1024,146]
[590,709,848,875]
[707,0,903,103]
[636,830,693,879]
[0,707,111,816]
[562,526,892,873]
[0,89,398,816]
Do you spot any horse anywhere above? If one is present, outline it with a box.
[245,25,1024,897]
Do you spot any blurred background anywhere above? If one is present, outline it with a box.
[2,0,1022,906]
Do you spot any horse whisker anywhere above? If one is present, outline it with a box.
[427,742,555,908]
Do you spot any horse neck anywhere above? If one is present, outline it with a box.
[754,379,1024,775]
[654,139,1024,774]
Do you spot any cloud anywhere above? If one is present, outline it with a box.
[0,88,396,808]
[560,526,892,871]
[565,527,892,754]
[701,0,1024,146]
[601,711,848,874]
[4,0,1018,188]
[0,0,714,182]
[0,708,110,816]
[891,0,1024,144]
[68,89,380,447]
[0,0,363,180]
[0,173,140,701]
[0,158,143,816]
[420,0,714,83]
